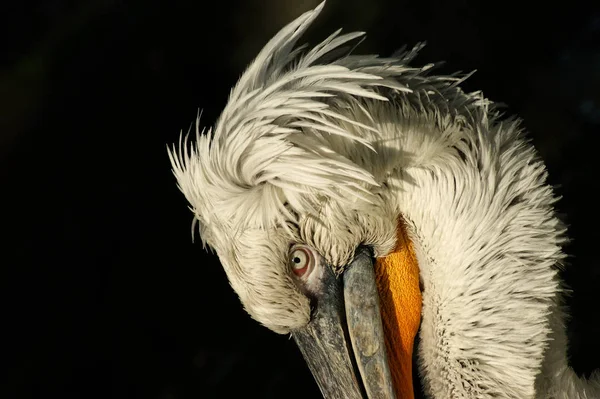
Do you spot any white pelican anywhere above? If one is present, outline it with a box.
[168,2,599,398]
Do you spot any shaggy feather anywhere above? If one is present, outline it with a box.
[168,2,598,398]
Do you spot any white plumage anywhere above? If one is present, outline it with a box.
[168,2,599,398]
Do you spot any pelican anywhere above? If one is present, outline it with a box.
[168,2,599,398]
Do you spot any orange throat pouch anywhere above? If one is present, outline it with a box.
[374,218,422,399]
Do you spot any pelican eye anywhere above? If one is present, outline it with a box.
[289,246,314,278]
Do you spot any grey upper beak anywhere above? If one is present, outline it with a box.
[293,247,397,399]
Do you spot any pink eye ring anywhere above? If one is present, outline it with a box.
[289,247,313,278]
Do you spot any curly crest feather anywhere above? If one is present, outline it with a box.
[168,1,485,248]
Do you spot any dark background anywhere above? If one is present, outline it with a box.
[3,0,600,398]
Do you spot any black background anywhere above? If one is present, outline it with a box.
[4,0,600,398]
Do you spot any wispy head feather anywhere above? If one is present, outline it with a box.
[166,2,458,249]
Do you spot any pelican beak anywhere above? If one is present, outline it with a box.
[293,247,394,398]
[293,222,422,399]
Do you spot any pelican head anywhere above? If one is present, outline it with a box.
[168,2,599,398]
